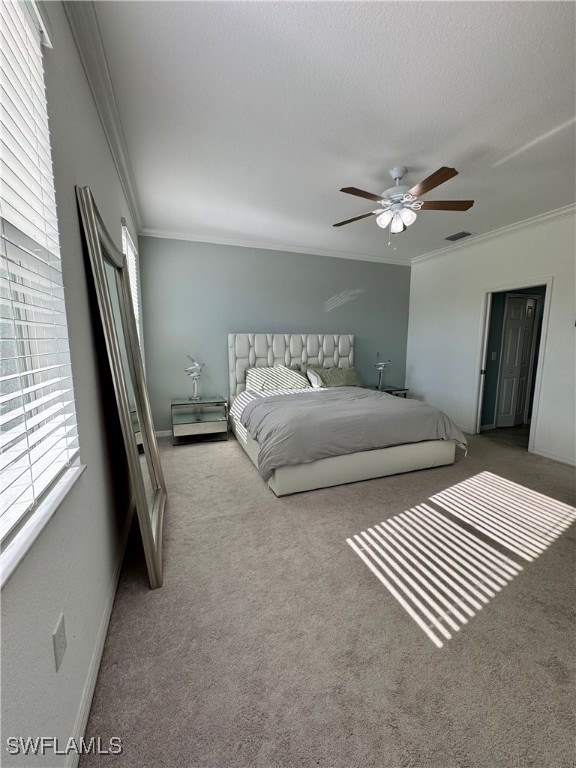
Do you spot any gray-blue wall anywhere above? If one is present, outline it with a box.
[139,237,411,431]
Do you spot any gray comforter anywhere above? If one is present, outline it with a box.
[239,387,467,481]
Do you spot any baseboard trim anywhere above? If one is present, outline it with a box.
[529,447,576,467]
[66,503,135,768]
[480,424,495,431]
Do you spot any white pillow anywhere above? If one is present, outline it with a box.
[246,365,310,391]
[306,369,323,388]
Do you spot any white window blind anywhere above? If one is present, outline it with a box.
[0,1,79,550]
[121,220,141,345]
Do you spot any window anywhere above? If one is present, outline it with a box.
[1,1,80,579]
[121,220,142,346]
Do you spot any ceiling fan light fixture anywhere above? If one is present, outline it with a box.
[376,210,394,229]
[398,208,417,227]
[390,213,407,234]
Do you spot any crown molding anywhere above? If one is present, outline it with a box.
[139,228,411,267]
[137,203,575,269]
[63,1,142,230]
[411,204,576,265]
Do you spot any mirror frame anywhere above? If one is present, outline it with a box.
[76,186,166,588]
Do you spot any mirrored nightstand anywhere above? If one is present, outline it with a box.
[171,396,228,444]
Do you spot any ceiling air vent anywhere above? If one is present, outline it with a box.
[445,231,472,242]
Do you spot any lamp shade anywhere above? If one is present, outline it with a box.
[399,208,417,226]
[390,213,406,234]
[376,210,394,229]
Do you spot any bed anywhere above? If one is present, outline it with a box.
[228,333,466,496]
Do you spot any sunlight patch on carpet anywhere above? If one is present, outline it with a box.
[347,473,576,648]
[431,472,576,562]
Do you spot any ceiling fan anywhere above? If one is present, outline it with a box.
[333,166,474,234]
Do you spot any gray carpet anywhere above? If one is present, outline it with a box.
[477,425,530,451]
[80,435,575,768]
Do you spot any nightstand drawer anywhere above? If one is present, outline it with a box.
[173,419,228,437]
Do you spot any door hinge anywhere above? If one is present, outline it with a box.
[480,369,486,375]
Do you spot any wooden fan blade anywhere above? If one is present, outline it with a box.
[408,167,458,197]
[419,200,474,211]
[340,187,384,203]
[333,212,376,227]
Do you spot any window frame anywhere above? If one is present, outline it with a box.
[0,0,84,588]
[121,218,143,349]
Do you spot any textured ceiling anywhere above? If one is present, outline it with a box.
[92,1,576,264]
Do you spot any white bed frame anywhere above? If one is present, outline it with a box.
[228,333,456,496]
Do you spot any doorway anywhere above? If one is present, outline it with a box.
[478,284,547,450]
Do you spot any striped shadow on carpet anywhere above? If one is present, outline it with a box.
[347,472,576,648]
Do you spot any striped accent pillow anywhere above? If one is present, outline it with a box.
[245,365,311,392]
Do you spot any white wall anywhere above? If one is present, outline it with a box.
[406,208,575,465]
[1,3,136,766]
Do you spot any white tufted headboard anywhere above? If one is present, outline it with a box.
[228,333,354,399]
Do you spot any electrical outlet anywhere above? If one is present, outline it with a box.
[52,613,67,672]
[491,351,497,361]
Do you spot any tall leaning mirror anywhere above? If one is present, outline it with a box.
[76,186,166,589]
